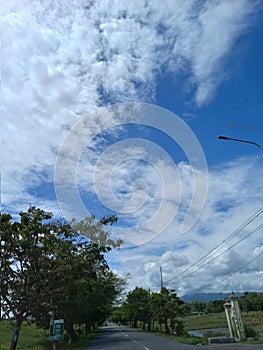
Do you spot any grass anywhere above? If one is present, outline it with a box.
[0,321,96,350]
[242,311,263,329]
[183,311,263,337]
[242,311,263,342]
[58,334,96,350]
[149,331,207,345]
[180,311,263,344]
[0,321,49,350]
[183,312,228,331]
[146,311,263,345]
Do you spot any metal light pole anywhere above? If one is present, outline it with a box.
[218,135,263,157]
[218,136,262,341]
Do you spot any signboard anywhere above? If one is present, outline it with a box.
[49,319,64,341]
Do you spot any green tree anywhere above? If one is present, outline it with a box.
[240,292,263,312]
[76,270,125,333]
[0,213,13,321]
[205,300,224,314]
[125,287,151,329]
[111,303,129,325]
[180,302,191,315]
[192,301,206,314]
[123,287,184,335]
[1,208,64,349]
[151,288,182,334]
[1,207,123,349]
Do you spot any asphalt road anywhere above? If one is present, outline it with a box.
[86,323,263,350]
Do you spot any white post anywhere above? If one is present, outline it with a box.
[229,292,246,340]
[224,302,234,337]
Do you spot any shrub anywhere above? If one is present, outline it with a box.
[244,326,258,339]
[174,320,185,335]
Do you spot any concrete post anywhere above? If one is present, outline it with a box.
[224,302,234,337]
[229,292,246,340]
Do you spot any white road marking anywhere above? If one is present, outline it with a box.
[120,329,150,350]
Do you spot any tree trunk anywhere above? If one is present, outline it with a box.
[86,321,92,334]
[164,318,170,334]
[10,318,23,350]
[78,323,84,336]
[65,322,79,343]
[147,318,151,331]
[159,320,162,333]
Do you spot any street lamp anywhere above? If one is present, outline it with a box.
[218,135,263,157]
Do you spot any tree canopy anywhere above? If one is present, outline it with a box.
[112,286,185,335]
[0,206,125,349]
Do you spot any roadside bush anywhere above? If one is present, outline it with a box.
[244,326,258,338]
[174,320,184,335]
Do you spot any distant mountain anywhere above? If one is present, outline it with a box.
[181,292,244,303]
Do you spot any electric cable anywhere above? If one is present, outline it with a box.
[171,222,263,284]
[217,251,263,285]
[165,207,263,284]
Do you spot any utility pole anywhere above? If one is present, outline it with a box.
[160,266,163,291]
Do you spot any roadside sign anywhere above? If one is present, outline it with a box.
[49,319,64,341]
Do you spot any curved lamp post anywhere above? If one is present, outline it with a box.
[218,136,262,341]
[218,135,263,157]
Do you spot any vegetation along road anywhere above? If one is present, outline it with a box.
[87,323,263,350]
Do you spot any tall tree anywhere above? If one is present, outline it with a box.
[239,292,263,312]
[122,287,184,335]
[1,207,61,349]
[151,288,183,334]
[125,287,151,329]
[1,206,123,349]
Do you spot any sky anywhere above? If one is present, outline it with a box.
[2,0,263,297]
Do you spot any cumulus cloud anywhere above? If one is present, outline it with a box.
[1,0,262,294]
[2,0,258,205]
[108,157,263,295]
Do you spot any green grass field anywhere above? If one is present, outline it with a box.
[0,321,95,350]
[150,311,263,345]
[182,311,263,343]
[0,321,49,350]
[183,311,263,335]
[183,312,228,330]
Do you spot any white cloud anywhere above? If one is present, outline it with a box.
[107,157,263,295]
[189,0,256,105]
[1,0,262,295]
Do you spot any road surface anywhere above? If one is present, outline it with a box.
[86,323,262,350]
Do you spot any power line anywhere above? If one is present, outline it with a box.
[172,222,263,284]
[165,207,263,285]
[217,251,263,285]
[166,207,263,283]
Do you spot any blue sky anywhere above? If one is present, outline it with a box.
[2,0,263,296]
